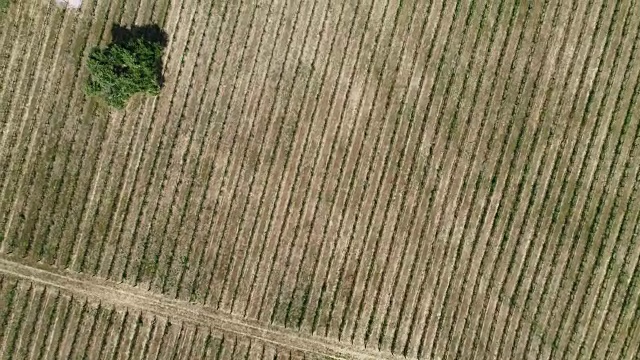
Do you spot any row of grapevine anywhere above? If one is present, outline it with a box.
[0,275,320,359]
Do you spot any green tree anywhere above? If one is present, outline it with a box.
[0,0,11,15]
[86,28,164,108]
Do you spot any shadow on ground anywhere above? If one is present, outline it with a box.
[111,24,168,47]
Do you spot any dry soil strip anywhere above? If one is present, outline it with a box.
[0,256,405,360]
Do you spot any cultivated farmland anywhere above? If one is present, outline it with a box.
[1,0,639,358]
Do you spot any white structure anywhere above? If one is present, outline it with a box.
[55,0,82,9]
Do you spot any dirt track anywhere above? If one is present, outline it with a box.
[0,254,403,360]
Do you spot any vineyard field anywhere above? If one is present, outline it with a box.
[1,0,640,358]
[0,274,331,360]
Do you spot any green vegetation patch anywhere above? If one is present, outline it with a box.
[86,24,166,108]
[0,0,11,15]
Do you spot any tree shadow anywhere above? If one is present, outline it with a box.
[110,23,168,87]
[111,24,168,47]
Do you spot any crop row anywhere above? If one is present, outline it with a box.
[520,1,634,357]
[77,0,200,278]
[276,0,409,336]
[487,0,595,357]
[0,0,59,247]
[491,0,591,357]
[548,10,640,358]
[200,0,319,311]
[416,1,536,358]
[255,0,395,330]
[0,276,305,359]
[470,0,566,357]
[501,0,610,357]
[27,0,145,270]
[252,0,389,330]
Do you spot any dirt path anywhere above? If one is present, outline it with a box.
[0,255,405,360]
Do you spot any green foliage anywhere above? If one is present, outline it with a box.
[0,0,11,15]
[86,31,164,108]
